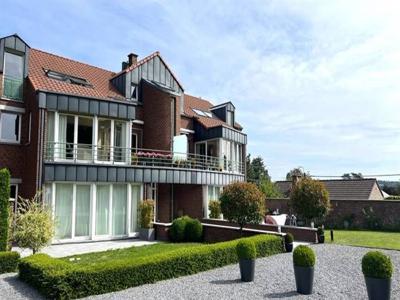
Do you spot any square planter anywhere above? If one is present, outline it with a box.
[139,228,155,241]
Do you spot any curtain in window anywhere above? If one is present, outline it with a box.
[47,112,55,159]
[97,120,111,161]
[96,185,109,235]
[75,185,90,237]
[112,185,127,235]
[131,185,140,232]
[58,115,67,159]
[114,122,127,162]
[55,184,73,239]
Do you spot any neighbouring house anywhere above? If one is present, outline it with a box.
[0,34,246,243]
[275,178,385,200]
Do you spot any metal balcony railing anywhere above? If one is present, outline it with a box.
[44,142,245,174]
[3,76,23,100]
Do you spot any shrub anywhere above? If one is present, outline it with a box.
[293,245,315,267]
[139,199,154,229]
[290,178,330,225]
[208,200,221,219]
[19,234,284,299]
[0,251,20,274]
[169,216,190,242]
[285,233,294,243]
[236,240,256,260]
[258,178,282,198]
[14,194,54,254]
[362,251,393,279]
[185,218,203,242]
[220,182,265,234]
[0,168,11,251]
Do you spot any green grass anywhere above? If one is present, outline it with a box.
[61,242,201,267]
[329,230,400,250]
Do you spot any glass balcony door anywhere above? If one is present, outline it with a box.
[3,52,24,100]
[97,119,112,162]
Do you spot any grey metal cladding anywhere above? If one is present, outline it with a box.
[144,169,151,182]
[66,166,76,181]
[54,165,66,181]
[151,169,159,182]
[135,169,143,182]
[44,165,54,181]
[154,56,160,82]
[109,103,118,117]
[108,168,116,182]
[147,59,154,80]
[0,39,4,71]
[69,97,79,112]
[88,167,97,181]
[118,104,127,119]
[76,166,87,181]
[142,62,148,79]
[99,101,108,116]
[79,98,89,114]
[15,38,25,52]
[126,169,135,181]
[117,168,126,182]
[90,100,99,115]
[98,167,107,181]
[4,35,15,49]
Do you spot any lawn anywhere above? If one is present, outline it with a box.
[329,230,400,250]
[62,242,201,267]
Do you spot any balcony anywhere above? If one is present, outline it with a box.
[44,142,245,175]
[3,76,23,100]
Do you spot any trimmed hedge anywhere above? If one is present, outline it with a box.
[0,168,11,251]
[19,234,284,299]
[362,251,393,279]
[0,251,20,274]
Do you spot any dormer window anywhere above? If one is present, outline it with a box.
[226,110,234,126]
[44,69,92,87]
[3,51,24,100]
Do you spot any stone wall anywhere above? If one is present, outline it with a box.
[266,198,400,230]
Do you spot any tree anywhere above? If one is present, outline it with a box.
[220,182,265,235]
[290,177,330,225]
[246,154,269,183]
[342,172,363,180]
[0,168,11,251]
[14,193,54,254]
[258,177,282,198]
[286,167,309,180]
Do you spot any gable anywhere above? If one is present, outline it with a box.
[0,34,30,78]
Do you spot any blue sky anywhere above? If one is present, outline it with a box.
[2,0,400,181]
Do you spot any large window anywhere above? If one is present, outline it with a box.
[97,119,111,161]
[3,52,24,100]
[50,183,142,241]
[205,186,222,218]
[0,112,21,143]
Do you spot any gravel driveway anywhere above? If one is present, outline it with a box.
[1,244,399,299]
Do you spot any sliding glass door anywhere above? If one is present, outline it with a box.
[55,184,73,239]
[75,185,91,237]
[112,185,127,235]
[96,185,110,235]
[97,119,111,161]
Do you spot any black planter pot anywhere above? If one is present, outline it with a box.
[364,277,391,300]
[285,242,293,252]
[239,259,255,282]
[139,228,155,241]
[318,235,325,243]
[294,265,314,295]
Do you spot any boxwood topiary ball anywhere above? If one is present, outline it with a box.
[362,251,393,279]
[293,245,315,267]
[185,218,203,242]
[285,233,294,243]
[236,239,256,260]
[169,216,190,242]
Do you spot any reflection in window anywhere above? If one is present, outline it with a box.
[0,112,20,142]
[3,52,24,100]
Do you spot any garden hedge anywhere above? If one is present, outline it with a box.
[0,251,20,274]
[19,234,284,299]
[0,168,11,251]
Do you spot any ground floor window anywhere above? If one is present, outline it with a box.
[45,183,142,241]
[204,185,223,218]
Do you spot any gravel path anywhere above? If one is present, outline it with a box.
[1,244,399,299]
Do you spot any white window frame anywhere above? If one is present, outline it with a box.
[0,111,21,144]
[204,185,223,218]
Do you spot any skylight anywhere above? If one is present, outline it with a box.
[44,69,92,87]
[192,108,213,118]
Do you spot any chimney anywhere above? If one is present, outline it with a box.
[128,53,138,66]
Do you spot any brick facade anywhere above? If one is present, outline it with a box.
[173,184,203,219]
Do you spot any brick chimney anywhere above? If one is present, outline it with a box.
[128,53,138,66]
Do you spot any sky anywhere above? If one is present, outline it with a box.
[2,0,400,181]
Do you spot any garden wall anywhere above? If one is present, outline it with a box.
[154,219,317,243]
[266,198,400,230]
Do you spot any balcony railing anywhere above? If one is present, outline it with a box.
[3,76,23,100]
[44,142,245,174]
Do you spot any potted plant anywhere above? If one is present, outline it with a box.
[236,239,256,282]
[139,199,155,241]
[317,226,325,243]
[293,245,315,295]
[284,233,294,252]
[208,200,222,219]
[362,251,393,300]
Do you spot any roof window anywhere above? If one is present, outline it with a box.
[44,69,92,87]
[192,108,213,118]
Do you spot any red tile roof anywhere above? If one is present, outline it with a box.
[28,48,125,100]
[184,94,243,130]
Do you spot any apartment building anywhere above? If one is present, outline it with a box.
[0,34,246,243]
